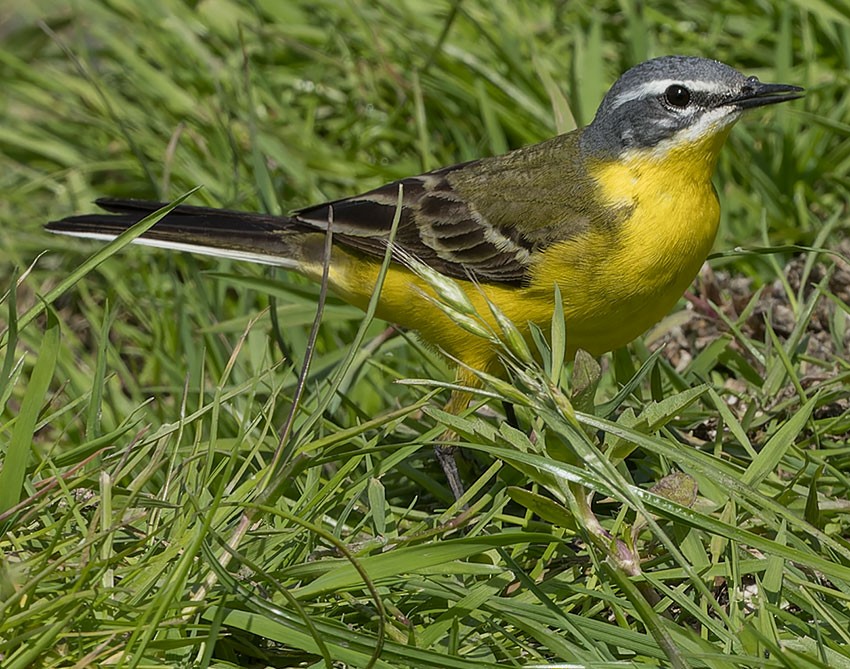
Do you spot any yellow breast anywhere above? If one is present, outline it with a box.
[531,130,729,354]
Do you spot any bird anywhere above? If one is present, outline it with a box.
[46,56,802,497]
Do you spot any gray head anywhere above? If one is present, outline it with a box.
[580,55,802,159]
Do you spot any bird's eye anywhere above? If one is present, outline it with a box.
[664,84,691,108]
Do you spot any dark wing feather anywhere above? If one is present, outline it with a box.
[294,168,536,285]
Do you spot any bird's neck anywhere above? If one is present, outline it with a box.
[591,127,732,204]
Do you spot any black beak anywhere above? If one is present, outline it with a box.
[726,76,804,109]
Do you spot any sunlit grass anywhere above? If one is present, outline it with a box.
[1,1,849,667]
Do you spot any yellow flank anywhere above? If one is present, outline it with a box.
[319,127,732,378]
[320,252,511,374]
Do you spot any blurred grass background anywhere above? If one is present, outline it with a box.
[1,0,849,667]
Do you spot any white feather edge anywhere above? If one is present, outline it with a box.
[46,228,300,269]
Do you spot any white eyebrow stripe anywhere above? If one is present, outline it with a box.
[608,78,729,111]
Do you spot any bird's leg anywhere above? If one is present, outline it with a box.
[434,441,464,501]
[434,369,525,501]
[434,386,473,502]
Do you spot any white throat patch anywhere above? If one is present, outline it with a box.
[626,105,742,160]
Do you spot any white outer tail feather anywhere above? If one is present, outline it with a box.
[46,227,301,269]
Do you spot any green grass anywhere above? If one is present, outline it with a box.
[2,0,850,667]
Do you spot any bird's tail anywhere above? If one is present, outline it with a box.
[45,198,312,269]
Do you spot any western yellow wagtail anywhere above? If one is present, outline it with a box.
[47,56,801,495]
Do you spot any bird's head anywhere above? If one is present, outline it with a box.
[580,56,803,163]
